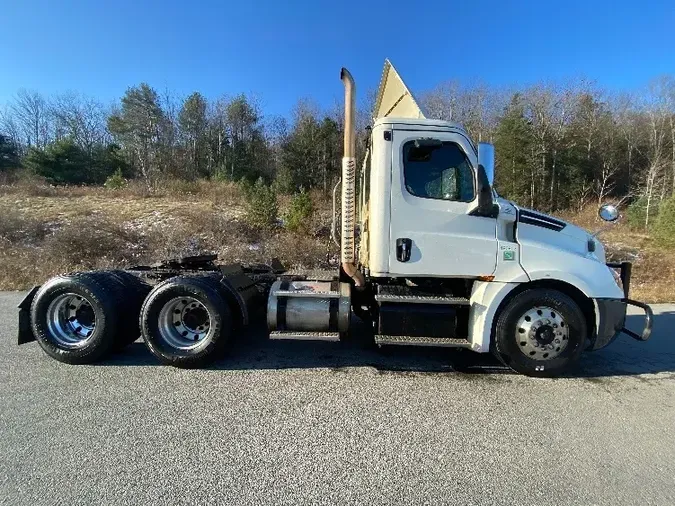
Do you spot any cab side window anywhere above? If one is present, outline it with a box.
[403,140,475,202]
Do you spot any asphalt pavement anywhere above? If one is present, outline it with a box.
[1,291,674,505]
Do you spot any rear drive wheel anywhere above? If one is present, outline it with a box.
[30,273,120,364]
[140,276,232,368]
[492,289,587,377]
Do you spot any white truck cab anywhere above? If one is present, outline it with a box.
[328,60,652,376]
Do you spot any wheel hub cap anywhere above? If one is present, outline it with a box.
[515,306,569,361]
[158,297,212,350]
[535,325,555,346]
[46,293,96,348]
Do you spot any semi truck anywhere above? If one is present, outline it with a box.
[17,60,653,377]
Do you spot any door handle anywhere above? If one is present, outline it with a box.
[396,238,412,262]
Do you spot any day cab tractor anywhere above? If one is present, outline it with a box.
[17,60,653,377]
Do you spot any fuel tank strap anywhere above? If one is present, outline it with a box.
[276,281,289,330]
[328,280,339,331]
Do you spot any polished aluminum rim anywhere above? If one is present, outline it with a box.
[158,296,212,350]
[515,306,569,360]
[46,293,96,348]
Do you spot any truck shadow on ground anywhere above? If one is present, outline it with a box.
[104,313,675,378]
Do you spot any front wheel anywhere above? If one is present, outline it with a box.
[492,289,588,377]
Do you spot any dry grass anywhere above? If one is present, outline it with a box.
[0,180,336,291]
[1,180,673,302]
[0,172,245,205]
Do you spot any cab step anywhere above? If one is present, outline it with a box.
[269,331,340,341]
[375,294,470,305]
[374,335,472,348]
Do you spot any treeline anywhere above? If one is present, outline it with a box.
[0,86,349,194]
[2,76,675,227]
[424,77,675,226]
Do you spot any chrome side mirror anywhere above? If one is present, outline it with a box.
[599,204,619,222]
[477,143,495,186]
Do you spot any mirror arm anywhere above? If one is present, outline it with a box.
[470,164,498,218]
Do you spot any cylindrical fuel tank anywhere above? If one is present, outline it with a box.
[267,280,351,332]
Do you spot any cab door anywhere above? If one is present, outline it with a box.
[388,129,498,278]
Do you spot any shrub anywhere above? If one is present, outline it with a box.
[24,139,125,185]
[626,196,659,230]
[272,166,295,195]
[0,171,58,197]
[0,208,49,244]
[245,178,278,229]
[652,196,675,247]
[161,178,200,195]
[104,168,127,190]
[44,215,147,268]
[212,167,230,182]
[238,177,254,200]
[193,179,244,206]
[0,134,20,172]
[285,190,313,232]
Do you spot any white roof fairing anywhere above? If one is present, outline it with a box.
[373,59,428,121]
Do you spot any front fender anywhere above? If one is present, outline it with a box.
[519,237,624,299]
[526,267,624,299]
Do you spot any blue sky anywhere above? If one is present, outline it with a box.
[1,0,674,116]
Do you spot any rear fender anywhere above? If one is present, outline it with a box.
[218,265,261,327]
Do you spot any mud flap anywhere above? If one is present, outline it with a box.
[17,286,40,345]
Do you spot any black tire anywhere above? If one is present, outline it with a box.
[30,273,121,364]
[492,289,588,377]
[140,275,233,368]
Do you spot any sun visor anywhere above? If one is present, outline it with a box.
[373,59,427,120]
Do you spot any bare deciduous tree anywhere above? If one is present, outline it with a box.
[10,89,50,148]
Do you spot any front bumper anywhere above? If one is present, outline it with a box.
[591,262,654,350]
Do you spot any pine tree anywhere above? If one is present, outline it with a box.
[178,92,208,178]
[108,83,167,187]
[0,134,20,171]
[493,94,534,204]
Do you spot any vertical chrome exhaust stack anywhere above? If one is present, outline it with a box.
[340,68,365,287]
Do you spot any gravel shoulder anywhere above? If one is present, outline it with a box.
[1,292,674,505]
